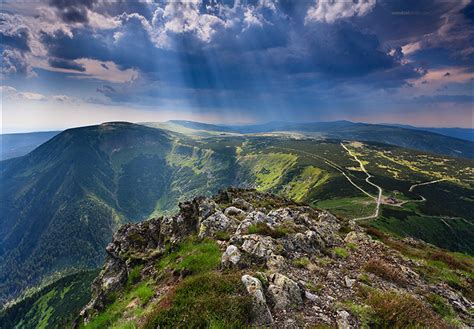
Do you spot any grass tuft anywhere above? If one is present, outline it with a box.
[247,222,288,239]
[363,259,407,286]
[333,247,349,258]
[143,272,252,328]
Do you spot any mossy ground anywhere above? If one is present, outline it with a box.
[83,237,252,329]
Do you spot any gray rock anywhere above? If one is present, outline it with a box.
[241,275,273,325]
[344,276,356,288]
[267,273,303,311]
[224,206,246,218]
[198,211,237,239]
[305,291,319,302]
[344,231,370,245]
[232,198,254,211]
[241,234,277,259]
[267,254,287,271]
[337,310,351,329]
[197,197,218,220]
[236,211,271,235]
[221,245,242,267]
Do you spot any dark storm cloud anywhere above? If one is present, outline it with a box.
[48,57,85,71]
[49,0,96,23]
[3,0,473,126]
[289,22,397,77]
[413,94,473,104]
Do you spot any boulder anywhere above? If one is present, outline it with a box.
[241,275,273,325]
[198,211,237,239]
[337,310,351,329]
[196,197,218,220]
[232,198,254,211]
[241,234,278,260]
[221,245,242,267]
[267,273,303,311]
[224,206,246,218]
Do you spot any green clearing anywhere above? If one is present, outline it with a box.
[237,152,298,190]
[285,166,330,201]
[316,197,375,219]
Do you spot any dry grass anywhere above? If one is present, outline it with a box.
[364,259,407,286]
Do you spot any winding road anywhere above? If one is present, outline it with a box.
[270,143,457,223]
[270,145,382,220]
[409,178,448,192]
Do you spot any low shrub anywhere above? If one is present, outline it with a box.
[363,259,407,286]
[426,293,455,319]
[127,264,144,286]
[428,251,471,272]
[157,238,221,274]
[366,290,444,328]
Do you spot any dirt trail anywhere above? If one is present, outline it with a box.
[340,143,383,221]
[409,178,447,192]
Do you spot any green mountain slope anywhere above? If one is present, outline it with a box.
[0,270,97,329]
[0,122,239,303]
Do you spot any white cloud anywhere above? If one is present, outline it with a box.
[52,95,71,102]
[160,0,225,43]
[1,85,47,101]
[305,0,376,24]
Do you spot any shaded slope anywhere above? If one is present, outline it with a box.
[0,123,175,303]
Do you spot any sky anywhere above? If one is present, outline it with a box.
[1,0,473,133]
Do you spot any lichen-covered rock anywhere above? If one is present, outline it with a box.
[241,275,273,325]
[198,211,237,239]
[267,273,303,311]
[232,198,254,211]
[221,245,242,267]
[196,196,218,220]
[344,231,370,245]
[337,310,351,329]
[224,206,246,218]
[241,234,278,260]
[236,211,271,235]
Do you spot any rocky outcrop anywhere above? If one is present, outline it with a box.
[77,188,474,328]
[241,275,273,325]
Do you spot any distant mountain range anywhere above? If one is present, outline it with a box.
[0,131,60,160]
[2,121,472,161]
[380,123,473,142]
[168,120,474,159]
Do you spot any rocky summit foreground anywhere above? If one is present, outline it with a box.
[76,188,473,328]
